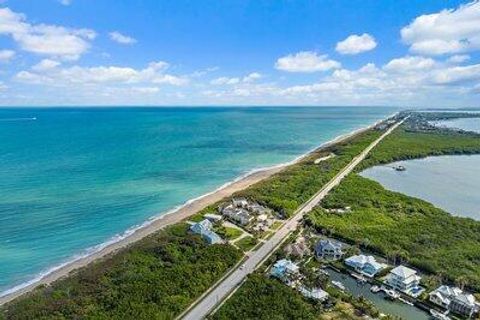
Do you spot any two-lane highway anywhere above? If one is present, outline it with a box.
[182,117,406,320]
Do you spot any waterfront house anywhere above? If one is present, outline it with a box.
[314,239,344,260]
[221,205,253,226]
[299,286,329,301]
[344,254,387,277]
[429,285,479,317]
[189,219,223,245]
[270,259,300,285]
[385,265,424,297]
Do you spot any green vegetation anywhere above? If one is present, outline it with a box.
[271,220,283,230]
[235,236,258,252]
[214,225,243,240]
[359,126,480,170]
[1,224,242,320]
[1,124,385,319]
[308,123,480,291]
[210,274,318,320]
[308,174,480,290]
[238,130,382,217]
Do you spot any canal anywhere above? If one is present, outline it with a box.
[326,268,430,320]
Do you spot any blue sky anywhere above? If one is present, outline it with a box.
[0,0,479,106]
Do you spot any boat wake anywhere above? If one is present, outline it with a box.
[0,117,37,122]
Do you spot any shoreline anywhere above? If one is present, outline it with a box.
[0,114,394,306]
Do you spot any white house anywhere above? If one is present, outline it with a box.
[344,254,387,277]
[429,285,479,317]
[299,286,329,301]
[385,265,424,297]
[270,259,300,285]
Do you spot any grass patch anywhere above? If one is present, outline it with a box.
[214,225,243,241]
[189,212,206,222]
[271,221,283,230]
[235,236,258,252]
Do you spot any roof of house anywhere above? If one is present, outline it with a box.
[299,287,329,300]
[203,230,222,244]
[345,254,385,270]
[315,239,343,252]
[390,265,417,279]
[272,259,299,274]
[190,219,213,234]
[453,292,477,306]
[204,213,223,221]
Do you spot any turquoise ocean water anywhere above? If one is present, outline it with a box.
[0,107,395,295]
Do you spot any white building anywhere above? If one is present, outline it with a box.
[344,254,387,277]
[299,286,329,301]
[429,285,479,317]
[385,265,424,297]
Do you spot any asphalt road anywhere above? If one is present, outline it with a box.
[181,118,405,320]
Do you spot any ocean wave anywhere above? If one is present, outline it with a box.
[0,112,396,300]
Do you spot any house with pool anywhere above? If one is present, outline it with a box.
[384,265,424,297]
[344,254,387,277]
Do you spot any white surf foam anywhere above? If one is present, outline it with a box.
[0,113,396,299]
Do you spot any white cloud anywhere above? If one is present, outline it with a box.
[447,54,470,64]
[32,59,61,71]
[401,1,480,55]
[210,77,240,85]
[132,86,159,94]
[15,60,188,86]
[432,63,480,84]
[0,49,15,62]
[383,56,436,72]
[242,72,262,82]
[210,72,262,85]
[0,7,96,60]
[275,51,340,72]
[336,33,377,55]
[109,31,136,45]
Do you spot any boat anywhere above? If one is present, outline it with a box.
[384,289,400,300]
[399,297,414,306]
[429,309,451,320]
[350,272,367,284]
[331,281,346,291]
[370,285,381,293]
[393,165,406,171]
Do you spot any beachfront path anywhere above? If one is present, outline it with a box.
[181,117,406,320]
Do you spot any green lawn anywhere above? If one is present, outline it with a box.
[214,225,243,240]
[235,236,258,252]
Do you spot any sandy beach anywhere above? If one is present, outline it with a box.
[0,116,391,306]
